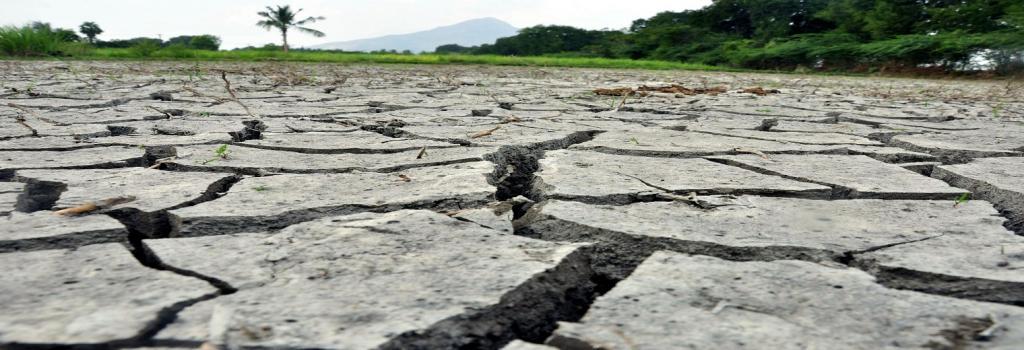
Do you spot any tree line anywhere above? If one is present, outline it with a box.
[437,0,1024,74]
[2,4,325,56]
[0,20,222,56]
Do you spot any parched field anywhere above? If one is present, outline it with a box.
[1,60,1023,349]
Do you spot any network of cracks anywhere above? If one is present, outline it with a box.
[1,61,1024,349]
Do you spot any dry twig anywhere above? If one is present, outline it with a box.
[221,71,259,118]
[733,147,771,160]
[146,105,174,119]
[53,196,137,216]
[470,126,501,139]
[147,156,178,169]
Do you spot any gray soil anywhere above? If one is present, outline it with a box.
[1,60,1023,349]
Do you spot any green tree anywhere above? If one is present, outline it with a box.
[863,0,926,39]
[189,35,221,50]
[433,0,1021,74]
[165,35,195,47]
[923,0,1018,34]
[79,22,102,43]
[1008,4,1024,29]
[477,26,610,56]
[256,5,325,52]
[55,29,80,42]
[435,44,474,54]
[29,22,80,42]
[815,0,873,39]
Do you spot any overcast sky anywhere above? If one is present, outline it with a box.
[2,0,712,49]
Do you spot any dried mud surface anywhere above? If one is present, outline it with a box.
[2,60,1023,349]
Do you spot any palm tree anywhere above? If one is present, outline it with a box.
[256,5,325,52]
[79,22,103,44]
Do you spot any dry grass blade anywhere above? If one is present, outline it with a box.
[7,102,65,126]
[416,146,428,159]
[146,105,174,119]
[6,104,41,136]
[616,92,631,109]
[221,71,260,118]
[53,196,137,216]
[11,115,38,136]
[397,174,412,182]
[181,86,228,103]
[733,147,771,160]
[6,102,34,113]
[655,191,729,210]
[470,125,501,139]
[220,71,240,100]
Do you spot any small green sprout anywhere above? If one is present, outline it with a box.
[992,104,1003,118]
[201,144,231,164]
[953,193,971,207]
[629,137,640,145]
[214,144,229,157]
[188,63,203,81]
[253,185,270,192]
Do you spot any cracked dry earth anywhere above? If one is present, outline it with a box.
[2,61,1024,350]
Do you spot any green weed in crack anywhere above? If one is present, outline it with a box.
[186,62,203,82]
[200,144,231,165]
[953,193,971,207]
[991,103,1004,118]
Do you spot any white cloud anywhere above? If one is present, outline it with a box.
[0,0,711,49]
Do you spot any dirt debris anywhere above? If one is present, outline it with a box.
[742,86,782,95]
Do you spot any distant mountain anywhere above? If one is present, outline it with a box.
[309,17,518,53]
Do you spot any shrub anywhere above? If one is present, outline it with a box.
[189,35,220,50]
[130,39,161,57]
[0,24,63,56]
[157,43,196,58]
[99,37,162,49]
[259,43,282,51]
[56,41,94,56]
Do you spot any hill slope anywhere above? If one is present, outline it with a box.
[309,17,517,52]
